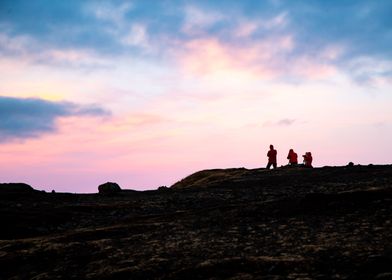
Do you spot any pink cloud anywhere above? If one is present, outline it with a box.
[118,113,167,127]
[178,38,276,80]
[234,12,289,37]
[234,21,259,37]
[44,49,107,65]
[291,56,337,80]
[177,36,336,82]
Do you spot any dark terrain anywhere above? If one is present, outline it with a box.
[1,165,392,279]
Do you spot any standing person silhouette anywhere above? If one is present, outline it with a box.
[266,145,277,169]
[287,149,298,165]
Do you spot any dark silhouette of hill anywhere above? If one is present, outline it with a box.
[1,165,392,279]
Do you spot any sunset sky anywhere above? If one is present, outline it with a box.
[1,0,392,192]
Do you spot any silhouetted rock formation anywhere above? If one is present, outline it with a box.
[158,185,169,191]
[98,182,121,194]
[0,183,35,194]
[171,167,249,189]
[1,165,392,279]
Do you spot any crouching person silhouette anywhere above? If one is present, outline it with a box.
[303,152,313,168]
[266,145,277,169]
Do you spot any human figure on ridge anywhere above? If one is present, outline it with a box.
[303,152,313,168]
[287,149,298,165]
[266,144,277,169]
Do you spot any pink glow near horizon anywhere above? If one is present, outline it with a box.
[1,80,391,193]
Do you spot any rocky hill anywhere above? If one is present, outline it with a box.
[1,165,392,279]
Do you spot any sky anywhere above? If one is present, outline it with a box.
[0,0,392,193]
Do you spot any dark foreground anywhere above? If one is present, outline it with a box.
[1,165,392,279]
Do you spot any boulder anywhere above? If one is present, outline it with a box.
[98,182,121,195]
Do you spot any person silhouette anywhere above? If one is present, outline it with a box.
[266,145,277,169]
[303,152,313,168]
[287,149,298,165]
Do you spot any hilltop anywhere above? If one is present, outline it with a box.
[1,165,392,279]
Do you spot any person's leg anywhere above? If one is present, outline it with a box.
[273,163,277,169]
[266,162,272,169]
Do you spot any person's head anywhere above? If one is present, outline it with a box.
[270,145,274,150]
[289,149,293,153]
[308,152,312,156]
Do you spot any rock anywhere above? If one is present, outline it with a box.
[98,182,121,194]
[158,186,169,191]
[348,162,354,167]
[375,273,392,280]
[0,183,35,193]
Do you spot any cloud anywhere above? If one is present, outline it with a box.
[1,0,392,85]
[182,5,225,35]
[0,96,110,142]
[121,23,150,49]
[264,11,288,29]
[0,31,112,69]
[344,56,392,86]
[234,20,259,38]
[89,2,133,26]
[264,119,296,127]
[0,32,32,54]
[277,118,296,126]
[0,1,122,56]
[99,113,168,133]
[233,12,288,38]
[177,36,338,82]
[178,37,280,80]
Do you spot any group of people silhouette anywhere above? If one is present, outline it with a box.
[266,145,313,169]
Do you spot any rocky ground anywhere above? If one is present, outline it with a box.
[1,165,392,279]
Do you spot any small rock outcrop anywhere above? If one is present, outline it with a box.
[98,182,121,194]
[0,183,35,193]
[158,186,169,191]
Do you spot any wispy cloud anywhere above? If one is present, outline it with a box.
[0,96,110,142]
[277,118,296,126]
[264,118,296,127]
[182,5,225,35]
[87,2,133,26]
[0,32,111,69]
[345,56,392,86]
[233,11,290,38]
[121,23,151,50]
